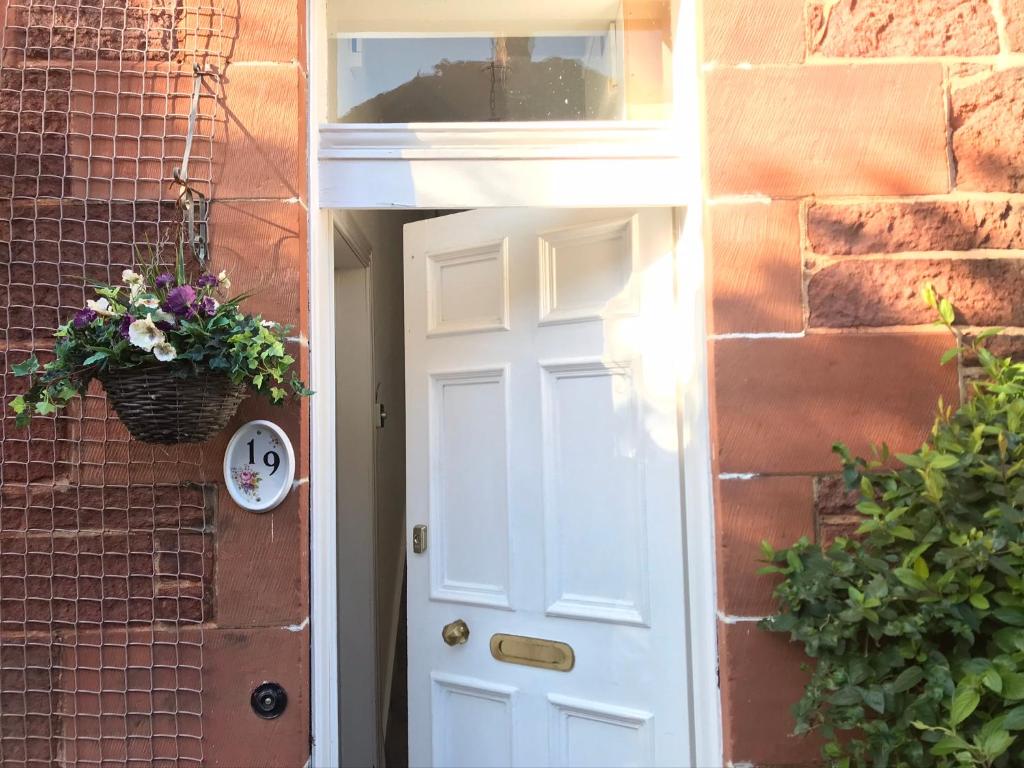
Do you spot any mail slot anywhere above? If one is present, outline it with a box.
[489,633,575,672]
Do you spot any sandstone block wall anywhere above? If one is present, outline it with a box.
[0,2,310,765]
[703,0,1023,763]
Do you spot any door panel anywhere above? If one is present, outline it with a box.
[405,208,689,767]
[430,368,513,608]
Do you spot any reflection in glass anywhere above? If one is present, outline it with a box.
[332,33,625,123]
[326,0,675,124]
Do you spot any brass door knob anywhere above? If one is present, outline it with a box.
[442,619,470,646]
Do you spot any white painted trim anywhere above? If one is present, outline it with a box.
[309,1,341,766]
[319,121,684,160]
[309,0,724,765]
[671,0,725,760]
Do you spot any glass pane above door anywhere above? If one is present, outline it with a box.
[325,1,674,123]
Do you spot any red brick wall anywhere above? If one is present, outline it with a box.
[0,2,310,765]
[702,0,1022,763]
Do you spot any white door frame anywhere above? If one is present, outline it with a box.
[306,1,720,765]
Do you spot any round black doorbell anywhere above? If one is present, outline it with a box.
[250,682,288,719]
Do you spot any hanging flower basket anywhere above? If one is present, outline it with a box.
[99,367,248,444]
[9,241,312,445]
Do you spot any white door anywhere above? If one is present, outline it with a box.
[404,208,691,768]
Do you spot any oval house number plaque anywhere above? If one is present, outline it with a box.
[223,420,295,513]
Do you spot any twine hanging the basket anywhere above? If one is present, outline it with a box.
[98,65,248,445]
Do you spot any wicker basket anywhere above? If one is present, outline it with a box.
[98,366,248,445]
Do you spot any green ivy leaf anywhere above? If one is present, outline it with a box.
[11,356,40,377]
[82,350,109,367]
[34,400,57,416]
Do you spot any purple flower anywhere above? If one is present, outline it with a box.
[163,285,197,317]
[197,274,219,288]
[155,273,175,290]
[73,308,97,329]
[118,314,135,339]
[199,296,219,317]
[155,320,175,332]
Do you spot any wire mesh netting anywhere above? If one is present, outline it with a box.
[1,1,231,764]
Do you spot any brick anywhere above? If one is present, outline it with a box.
[180,0,304,64]
[200,625,309,767]
[66,66,209,201]
[707,64,949,197]
[808,257,1024,328]
[953,69,1024,192]
[714,334,958,473]
[807,199,1024,255]
[8,0,180,62]
[206,200,307,330]
[0,640,61,764]
[963,333,1024,363]
[66,378,225,489]
[0,66,71,199]
[217,63,304,200]
[0,483,209,533]
[0,529,212,628]
[815,475,862,543]
[38,625,309,767]
[0,350,74,485]
[711,201,803,334]
[1006,0,1024,51]
[212,479,307,627]
[49,626,205,765]
[717,477,814,616]
[2,200,179,343]
[808,0,998,57]
[719,622,823,765]
[703,0,805,64]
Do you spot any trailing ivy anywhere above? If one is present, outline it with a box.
[8,241,311,426]
[761,286,1024,768]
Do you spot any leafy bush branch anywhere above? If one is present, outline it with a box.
[761,285,1024,768]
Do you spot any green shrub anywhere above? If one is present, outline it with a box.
[761,286,1024,768]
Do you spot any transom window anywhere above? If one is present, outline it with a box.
[326,0,675,123]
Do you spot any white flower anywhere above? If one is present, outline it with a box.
[152,309,176,326]
[86,297,115,317]
[217,270,231,292]
[128,317,164,351]
[122,269,143,285]
[136,297,160,309]
[260,319,276,328]
[152,341,177,362]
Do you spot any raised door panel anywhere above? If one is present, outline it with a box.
[432,674,517,768]
[540,359,649,626]
[538,216,639,326]
[548,695,653,768]
[429,368,512,608]
[427,239,510,336]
